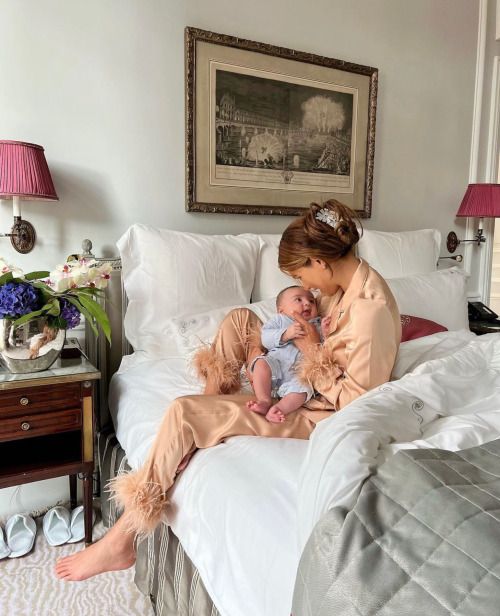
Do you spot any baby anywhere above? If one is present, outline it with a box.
[247,286,330,423]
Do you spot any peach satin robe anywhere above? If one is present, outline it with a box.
[300,258,402,422]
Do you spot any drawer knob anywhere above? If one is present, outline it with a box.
[20,397,30,406]
[21,422,31,431]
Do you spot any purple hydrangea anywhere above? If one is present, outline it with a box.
[0,282,40,318]
[60,298,81,329]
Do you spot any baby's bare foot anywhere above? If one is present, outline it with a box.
[246,400,272,415]
[266,406,285,423]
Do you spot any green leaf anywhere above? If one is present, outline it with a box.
[13,309,45,327]
[38,289,54,303]
[78,294,111,343]
[23,271,50,281]
[30,280,53,291]
[71,287,106,297]
[45,298,61,317]
[51,316,67,329]
[0,272,13,285]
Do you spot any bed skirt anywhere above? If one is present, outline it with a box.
[97,427,221,616]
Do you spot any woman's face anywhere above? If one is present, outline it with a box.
[290,259,340,295]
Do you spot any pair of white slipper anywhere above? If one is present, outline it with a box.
[42,505,95,547]
[0,505,96,559]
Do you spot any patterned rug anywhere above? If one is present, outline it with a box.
[0,518,154,616]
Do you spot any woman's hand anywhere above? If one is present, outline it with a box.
[321,316,332,338]
[291,312,321,354]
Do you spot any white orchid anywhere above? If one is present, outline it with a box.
[48,259,111,291]
[48,272,73,293]
[0,257,23,278]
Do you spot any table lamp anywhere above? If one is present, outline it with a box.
[447,183,500,253]
[0,140,59,253]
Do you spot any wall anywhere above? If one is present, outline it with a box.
[477,0,500,184]
[490,220,500,312]
[472,0,500,301]
[485,0,500,310]
[0,0,479,518]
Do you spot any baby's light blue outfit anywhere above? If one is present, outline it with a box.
[250,314,322,401]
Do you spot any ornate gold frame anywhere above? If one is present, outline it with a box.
[185,27,378,217]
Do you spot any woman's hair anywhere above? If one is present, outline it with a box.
[278,199,362,275]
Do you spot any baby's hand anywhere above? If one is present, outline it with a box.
[321,316,332,337]
[281,322,305,343]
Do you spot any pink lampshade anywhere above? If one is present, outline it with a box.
[0,140,58,200]
[456,183,500,218]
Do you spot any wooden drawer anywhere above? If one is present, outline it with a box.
[0,382,81,419]
[0,408,81,442]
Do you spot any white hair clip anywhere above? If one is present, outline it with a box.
[315,208,339,228]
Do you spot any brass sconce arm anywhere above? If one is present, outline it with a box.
[446,229,486,253]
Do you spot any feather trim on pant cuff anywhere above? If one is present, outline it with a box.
[108,471,169,536]
[191,346,242,394]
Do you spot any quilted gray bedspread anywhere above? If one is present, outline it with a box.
[293,438,500,616]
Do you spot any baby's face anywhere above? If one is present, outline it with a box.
[278,288,318,320]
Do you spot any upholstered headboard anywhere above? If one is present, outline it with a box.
[84,256,131,430]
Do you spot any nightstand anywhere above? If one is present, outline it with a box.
[0,355,100,544]
[469,319,500,335]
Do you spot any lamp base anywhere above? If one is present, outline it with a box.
[11,217,36,254]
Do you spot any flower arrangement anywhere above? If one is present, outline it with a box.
[0,257,112,342]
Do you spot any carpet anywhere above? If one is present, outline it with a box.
[0,517,154,616]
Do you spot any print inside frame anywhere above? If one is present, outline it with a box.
[185,27,378,217]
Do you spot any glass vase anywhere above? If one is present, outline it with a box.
[0,317,66,374]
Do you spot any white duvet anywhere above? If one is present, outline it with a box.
[109,329,500,616]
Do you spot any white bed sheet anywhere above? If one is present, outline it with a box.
[108,329,500,616]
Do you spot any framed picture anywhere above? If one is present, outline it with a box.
[185,27,378,217]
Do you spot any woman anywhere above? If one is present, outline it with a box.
[55,199,401,581]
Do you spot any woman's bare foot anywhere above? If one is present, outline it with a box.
[246,399,272,415]
[55,518,135,581]
[266,405,285,423]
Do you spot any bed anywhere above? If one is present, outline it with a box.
[96,224,500,616]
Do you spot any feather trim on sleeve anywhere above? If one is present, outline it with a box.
[296,344,343,391]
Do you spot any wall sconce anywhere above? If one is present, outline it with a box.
[0,140,59,254]
[447,183,500,253]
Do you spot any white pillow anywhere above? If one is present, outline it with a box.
[251,229,441,301]
[169,298,277,356]
[357,229,441,278]
[251,234,295,301]
[117,225,262,351]
[387,267,468,331]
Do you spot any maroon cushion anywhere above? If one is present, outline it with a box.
[400,314,448,342]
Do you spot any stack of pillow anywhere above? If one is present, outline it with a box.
[117,225,469,359]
